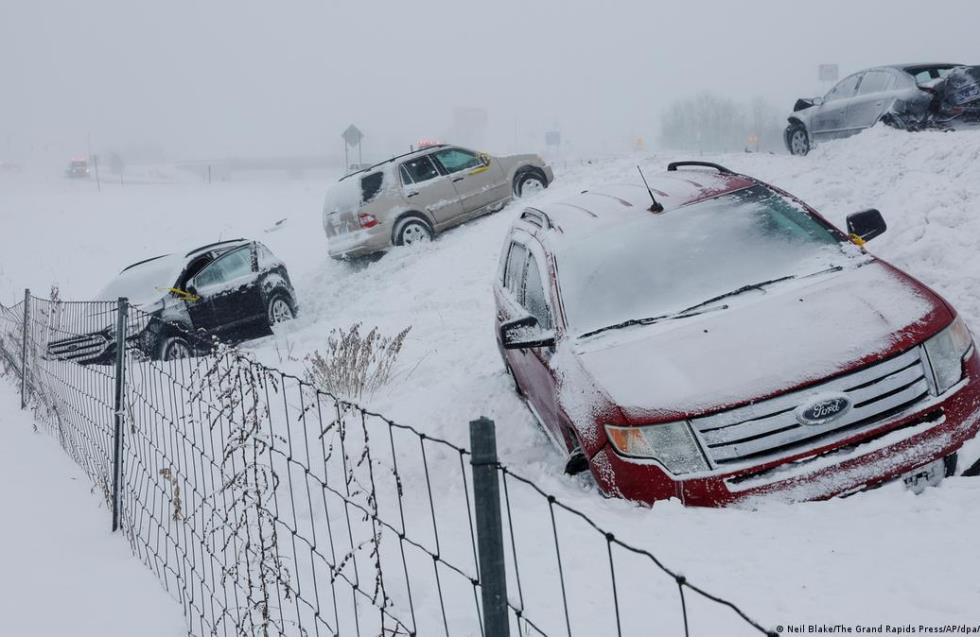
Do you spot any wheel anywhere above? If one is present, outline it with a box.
[266,292,296,327]
[159,335,192,361]
[786,123,810,156]
[394,217,433,246]
[516,171,547,197]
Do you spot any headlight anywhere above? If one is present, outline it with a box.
[605,422,709,474]
[924,315,974,395]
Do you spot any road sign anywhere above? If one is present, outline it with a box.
[818,64,839,83]
[342,124,364,147]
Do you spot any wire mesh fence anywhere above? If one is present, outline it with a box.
[0,292,776,637]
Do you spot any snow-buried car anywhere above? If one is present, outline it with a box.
[495,160,980,506]
[785,63,980,155]
[46,239,297,364]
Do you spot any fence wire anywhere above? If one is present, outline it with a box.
[0,293,775,637]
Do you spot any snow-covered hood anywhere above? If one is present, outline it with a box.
[571,261,949,420]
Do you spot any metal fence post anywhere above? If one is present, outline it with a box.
[111,297,129,532]
[19,289,30,410]
[469,417,511,637]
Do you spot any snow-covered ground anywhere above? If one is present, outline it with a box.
[3,126,980,630]
[0,383,184,636]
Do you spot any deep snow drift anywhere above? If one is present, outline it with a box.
[3,126,980,629]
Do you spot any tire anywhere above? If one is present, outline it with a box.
[393,216,433,246]
[880,112,912,131]
[516,171,547,197]
[266,291,296,327]
[786,122,810,156]
[159,335,192,361]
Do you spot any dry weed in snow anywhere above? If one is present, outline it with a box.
[305,324,411,400]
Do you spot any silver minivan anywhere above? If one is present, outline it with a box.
[323,144,553,258]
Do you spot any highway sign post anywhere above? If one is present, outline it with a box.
[342,124,364,170]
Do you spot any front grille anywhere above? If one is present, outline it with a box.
[46,333,110,363]
[692,347,932,466]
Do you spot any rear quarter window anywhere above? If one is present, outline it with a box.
[361,172,384,203]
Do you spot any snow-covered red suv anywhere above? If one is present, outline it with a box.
[494,161,980,506]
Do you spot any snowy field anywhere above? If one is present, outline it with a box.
[0,384,185,635]
[3,126,980,630]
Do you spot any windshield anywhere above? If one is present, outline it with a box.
[96,254,186,304]
[558,185,855,337]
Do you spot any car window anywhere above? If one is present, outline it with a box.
[361,172,384,202]
[858,71,893,95]
[400,156,440,185]
[504,242,528,297]
[523,255,553,330]
[192,247,253,289]
[432,148,483,174]
[826,74,862,101]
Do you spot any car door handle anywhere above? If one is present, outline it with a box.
[407,191,419,198]
[452,177,464,183]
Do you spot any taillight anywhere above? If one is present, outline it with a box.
[358,213,379,229]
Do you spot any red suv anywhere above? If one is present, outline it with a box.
[494,161,980,506]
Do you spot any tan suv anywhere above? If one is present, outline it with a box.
[323,144,554,258]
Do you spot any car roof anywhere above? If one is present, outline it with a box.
[890,63,962,74]
[515,163,757,252]
[185,238,249,258]
[338,145,448,182]
[118,239,252,274]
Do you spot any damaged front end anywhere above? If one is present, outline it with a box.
[928,65,980,128]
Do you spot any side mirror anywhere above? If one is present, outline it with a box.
[813,96,825,106]
[846,209,887,244]
[500,316,556,350]
[478,152,491,167]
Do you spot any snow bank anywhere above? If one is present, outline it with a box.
[4,127,980,629]
[0,383,184,636]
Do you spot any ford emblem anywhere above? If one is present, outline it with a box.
[795,394,852,426]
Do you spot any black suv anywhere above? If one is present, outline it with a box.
[47,239,298,363]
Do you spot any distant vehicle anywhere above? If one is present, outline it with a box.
[495,160,980,506]
[65,158,90,178]
[786,63,980,155]
[322,144,554,259]
[46,239,298,364]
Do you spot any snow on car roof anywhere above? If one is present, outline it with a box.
[338,145,448,182]
[185,238,249,257]
[524,170,756,249]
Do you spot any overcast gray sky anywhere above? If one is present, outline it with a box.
[3,0,980,160]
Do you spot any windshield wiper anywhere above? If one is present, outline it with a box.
[677,265,845,316]
[580,304,730,339]
[580,266,845,340]
[675,274,798,316]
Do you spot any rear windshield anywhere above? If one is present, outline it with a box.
[557,185,852,337]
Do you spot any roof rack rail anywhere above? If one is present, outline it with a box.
[338,144,448,181]
[667,161,735,175]
[520,207,553,230]
[121,254,170,273]
[185,238,247,257]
